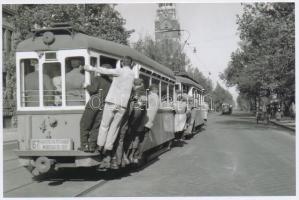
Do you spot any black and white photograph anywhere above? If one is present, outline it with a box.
[1,0,296,198]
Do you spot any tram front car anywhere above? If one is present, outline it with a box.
[14,24,176,176]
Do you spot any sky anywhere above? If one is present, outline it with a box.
[116,3,243,102]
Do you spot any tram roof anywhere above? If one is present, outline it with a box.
[175,75,204,90]
[16,32,175,79]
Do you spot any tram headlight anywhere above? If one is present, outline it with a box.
[43,31,55,45]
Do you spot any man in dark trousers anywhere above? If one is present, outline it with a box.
[79,64,112,152]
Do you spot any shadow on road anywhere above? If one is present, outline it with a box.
[33,157,160,186]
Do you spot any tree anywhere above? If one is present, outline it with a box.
[13,4,134,44]
[237,93,251,111]
[4,4,134,118]
[133,36,190,72]
[186,67,213,94]
[134,35,214,94]
[221,3,295,111]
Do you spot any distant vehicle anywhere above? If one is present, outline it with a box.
[222,103,232,115]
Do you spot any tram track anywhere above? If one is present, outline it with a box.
[75,180,108,197]
[4,143,171,197]
[4,158,18,162]
[4,181,36,194]
[4,166,23,173]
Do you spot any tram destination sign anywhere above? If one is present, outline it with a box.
[30,139,73,151]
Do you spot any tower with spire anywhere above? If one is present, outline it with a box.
[155,3,180,41]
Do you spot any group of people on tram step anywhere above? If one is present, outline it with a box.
[79,56,160,169]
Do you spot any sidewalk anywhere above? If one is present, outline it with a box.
[3,128,19,143]
[270,118,296,132]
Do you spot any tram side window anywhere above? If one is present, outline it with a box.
[152,78,160,100]
[139,73,150,90]
[90,57,98,80]
[20,59,39,107]
[169,84,174,102]
[193,90,198,107]
[100,55,117,68]
[182,84,189,94]
[43,62,61,106]
[161,81,168,102]
[65,57,85,106]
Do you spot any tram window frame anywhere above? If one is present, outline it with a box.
[161,81,168,103]
[182,84,189,94]
[169,84,174,102]
[90,57,98,80]
[20,58,40,107]
[43,62,62,107]
[139,73,150,90]
[151,77,161,101]
[193,89,198,107]
[99,55,117,68]
[64,56,86,106]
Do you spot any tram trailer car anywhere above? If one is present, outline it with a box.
[174,74,207,137]
[221,103,232,115]
[15,25,177,176]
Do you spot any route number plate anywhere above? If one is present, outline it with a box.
[30,139,73,151]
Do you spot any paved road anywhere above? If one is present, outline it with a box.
[3,112,295,197]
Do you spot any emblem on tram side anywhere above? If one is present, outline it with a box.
[39,116,58,139]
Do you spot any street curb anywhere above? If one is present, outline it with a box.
[270,120,295,133]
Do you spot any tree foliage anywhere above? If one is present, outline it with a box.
[134,36,213,93]
[134,36,190,72]
[221,3,295,109]
[14,4,134,44]
[186,66,213,94]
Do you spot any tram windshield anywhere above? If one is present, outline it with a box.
[19,56,87,108]
[65,57,85,106]
[20,58,39,107]
[43,62,61,106]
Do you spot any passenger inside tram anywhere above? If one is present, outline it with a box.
[43,62,62,106]
[24,59,56,107]
[23,59,39,107]
[65,57,85,106]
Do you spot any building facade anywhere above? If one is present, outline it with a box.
[3,4,17,128]
[155,3,180,41]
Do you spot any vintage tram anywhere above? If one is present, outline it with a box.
[14,24,207,176]
[174,72,207,137]
[221,103,232,115]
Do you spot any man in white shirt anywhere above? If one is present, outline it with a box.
[84,56,135,160]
